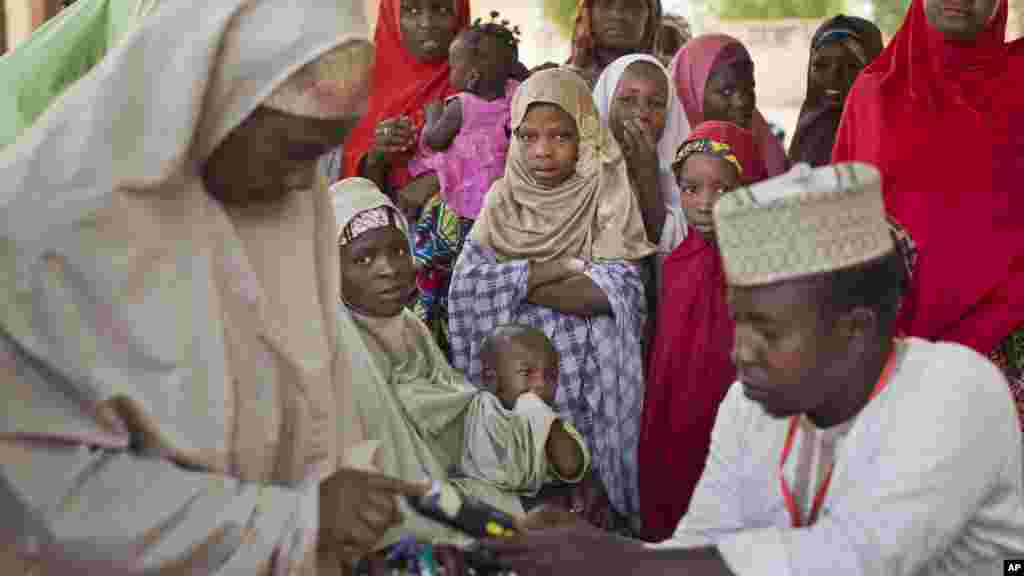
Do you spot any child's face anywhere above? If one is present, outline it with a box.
[483,338,557,409]
[515,103,579,189]
[609,61,669,146]
[447,35,473,92]
[808,42,863,110]
[340,224,416,317]
[398,0,460,63]
[676,152,740,241]
[702,48,756,130]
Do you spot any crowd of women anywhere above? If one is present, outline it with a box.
[0,0,1021,573]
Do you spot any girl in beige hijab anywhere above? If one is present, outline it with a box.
[0,1,423,574]
[449,68,655,536]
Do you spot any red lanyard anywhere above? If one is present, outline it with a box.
[778,348,898,528]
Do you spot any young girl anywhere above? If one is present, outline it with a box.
[594,55,690,250]
[593,54,691,342]
[789,15,883,167]
[639,121,766,541]
[407,13,526,356]
[449,68,655,535]
[671,34,788,178]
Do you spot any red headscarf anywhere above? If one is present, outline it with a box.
[832,0,1024,354]
[568,0,662,71]
[639,121,762,541]
[340,0,471,188]
[670,34,789,179]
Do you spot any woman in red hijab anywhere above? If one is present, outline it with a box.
[566,0,663,87]
[832,0,1024,430]
[670,34,789,179]
[340,0,470,208]
[638,121,767,542]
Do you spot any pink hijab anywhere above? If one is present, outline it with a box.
[670,34,788,177]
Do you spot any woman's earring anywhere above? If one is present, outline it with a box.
[467,71,481,92]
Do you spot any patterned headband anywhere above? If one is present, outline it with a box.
[672,138,744,178]
[338,206,402,246]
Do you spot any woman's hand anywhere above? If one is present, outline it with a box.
[319,467,429,563]
[369,116,417,164]
[573,471,617,531]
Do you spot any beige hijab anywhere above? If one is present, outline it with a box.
[471,68,655,263]
[0,0,372,489]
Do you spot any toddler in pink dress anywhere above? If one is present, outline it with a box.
[410,14,525,219]
[407,13,527,358]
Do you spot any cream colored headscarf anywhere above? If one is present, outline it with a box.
[0,1,372,572]
[0,1,376,569]
[471,68,655,263]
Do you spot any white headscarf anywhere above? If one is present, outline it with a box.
[592,54,691,215]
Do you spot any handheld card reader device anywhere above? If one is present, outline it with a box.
[407,481,518,539]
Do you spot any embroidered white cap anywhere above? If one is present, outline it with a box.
[714,162,893,286]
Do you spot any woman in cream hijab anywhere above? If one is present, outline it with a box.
[0,0,422,573]
[449,69,655,536]
[330,177,589,554]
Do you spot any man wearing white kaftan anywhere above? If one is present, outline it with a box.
[660,337,1024,575]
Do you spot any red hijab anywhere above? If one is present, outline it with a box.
[639,121,762,541]
[832,0,1024,354]
[670,34,789,179]
[340,0,471,188]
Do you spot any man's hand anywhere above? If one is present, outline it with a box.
[485,519,642,576]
